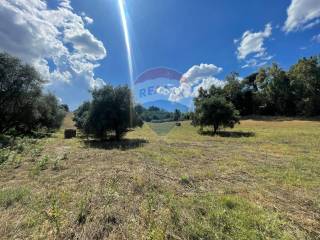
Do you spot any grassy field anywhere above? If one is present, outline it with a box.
[0,114,320,239]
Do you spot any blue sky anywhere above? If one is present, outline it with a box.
[0,0,319,109]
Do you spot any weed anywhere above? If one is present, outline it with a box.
[30,155,49,176]
[52,158,61,171]
[44,194,62,236]
[12,155,22,168]
[179,175,192,186]
[77,197,91,225]
[37,155,49,170]
[30,147,42,160]
[0,148,11,165]
[13,140,25,153]
[132,174,147,193]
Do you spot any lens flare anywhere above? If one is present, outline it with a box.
[118,0,134,126]
[118,0,134,88]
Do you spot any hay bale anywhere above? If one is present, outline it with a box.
[64,129,76,139]
[176,122,181,127]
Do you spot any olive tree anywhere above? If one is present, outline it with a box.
[74,85,143,140]
[0,53,65,134]
[192,86,240,134]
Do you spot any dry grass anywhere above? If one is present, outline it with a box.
[0,115,319,239]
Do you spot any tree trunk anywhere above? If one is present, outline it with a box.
[115,129,121,141]
[213,123,219,135]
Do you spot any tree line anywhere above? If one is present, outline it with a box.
[134,105,187,123]
[0,53,67,136]
[222,56,320,117]
[191,55,320,134]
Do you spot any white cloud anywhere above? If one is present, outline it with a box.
[235,24,273,68]
[51,70,72,84]
[59,0,73,10]
[64,29,106,60]
[157,64,225,102]
[87,75,106,90]
[236,23,272,60]
[80,12,94,25]
[0,0,106,89]
[312,34,320,43]
[181,63,222,83]
[191,77,225,97]
[283,0,320,32]
[241,59,268,69]
[84,16,94,25]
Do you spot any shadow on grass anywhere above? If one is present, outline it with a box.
[83,138,148,150]
[200,130,255,138]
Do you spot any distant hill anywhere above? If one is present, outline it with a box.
[143,100,189,113]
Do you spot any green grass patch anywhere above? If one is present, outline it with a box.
[0,187,30,208]
[166,194,295,240]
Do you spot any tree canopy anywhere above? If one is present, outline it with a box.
[193,86,240,134]
[222,56,320,117]
[0,53,66,135]
[74,85,143,140]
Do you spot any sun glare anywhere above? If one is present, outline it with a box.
[118,0,134,89]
